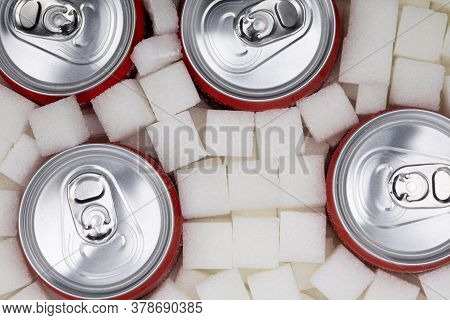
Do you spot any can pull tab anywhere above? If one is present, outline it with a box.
[235,0,311,46]
[389,164,450,209]
[14,0,81,38]
[68,173,118,245]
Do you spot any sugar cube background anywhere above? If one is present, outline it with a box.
[395,6,447,62]
[120,129,157,159]
[143,0,178,35]
[83,114,105,138]
[355,84,389,115]
[9,281,51,300]
[140,61,200,121]
[196,269,250,300]
[0,174,22,192]
[30,96,89,156]
[442,25,450,66]
[248,265,301,300]
[0,135,43,186]
[132,34,182,76]
[364,270,420,300]
[147,279,191,300]
[419,265,450,300]
[298,84,358,142]
[147,111,208,172]
[310,245,375,300]
[298,137,330,156]
[0,85,36,143]
[205,110,255,158]
[175,269,209,299]
[432,0,450,13]
[0,190,20,237]
[399,0,431,8]
[176,164,230,219]
[183,222,233,270]
[232,217,279,269]
[389,58,445,110]
[0,238,34,296]
[279,211,327,263]
[0,137,12,163]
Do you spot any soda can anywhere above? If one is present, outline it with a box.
[19,144,182,299]
[180,0,341,111]
[0,0,145,105]
[327,109,450,272]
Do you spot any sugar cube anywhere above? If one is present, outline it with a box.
[279,211,327,263]
[0,190,20,237]
[364,270,420,300]
[183,222,233,270]
[341,83,359,102]
[30,96,89,156]
[120,129,157,159]
[0,85,36,144]
[147,111,207,172]
[0,137,12,162]
[131,34,182,76]
[419,265,450,300]
[395,6,447,62]
[389,58,445,110]
[189,104,209,145]
[176,164,230,219]
[140,61,200,121]
[0,238,34,296]
[205,110,255,158]
[399,0,431,8]
[143,0,178,35]
[175,269,209,299]
[442,25,450,66]
[278,156,326,209]
[355,83,389,115]
[310,245,375,300]
[339,0,398,85]
[298,84,358,142]
[92,80,156,142]
[303,288,328,300]
[248,265,301,300]
[147,279,191,300]
[0,135,43,186]
[431,0,450,13]
[227,160,280,211]
[232,208,278,218]
[255,108,303,159]
[0,174,22,192]
[83,114,105,138]
[9,281,51,300]
[298,137,330,156]
[232,217,279,269]
[196,269,250,300]
[442,76,450,116]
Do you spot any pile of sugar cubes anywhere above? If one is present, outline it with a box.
[0,0,449,300]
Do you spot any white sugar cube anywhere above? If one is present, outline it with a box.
[339,0,398,85]
[175,269,209,299]
[395,6,447,62]
[30,96,89,156]
[176,164,230,219]
[298,84,358,142]
[400,0,430,8]
[140,61,200,121]
[419,265,450,300]
[147,111,207,172]
[442,24,450,66]
[442,76,450,116]
[0,137,12,162]
[298,137,330,156]
[232,217,279,269]
[183,222,233,270]
[148,279,191,300]
[279,156,326,209]
[92,80,156,142]
[0,238,33,296]
[196,269,250,300]
[279,211,327,263]
[310,245,375,300]
[232,208,277,218]
[355,83,389,115]
[255,108,303,159]
[205,110,255,158]
[0,85,36,143]
[10,282,51,300]
[389,58,445,110]
[248,265,301,300]
[120,129,157,159]
[364,270,420,300]
[83,114,105,138]
[432,0,450,13]
[131,34,182,76]
[0,135,43,186]
[0,190,20,237]
[227,160,280,211]
[143,0,178,35]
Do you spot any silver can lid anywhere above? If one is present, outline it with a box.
[181,0,337,103]
[19,144,177,299]
[330,109,449,270]
[0,0,136,96]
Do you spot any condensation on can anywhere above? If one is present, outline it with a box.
[19,144,182,300]
[327,109,450,273]
[0,0,145,105]
[180,0,341,111]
